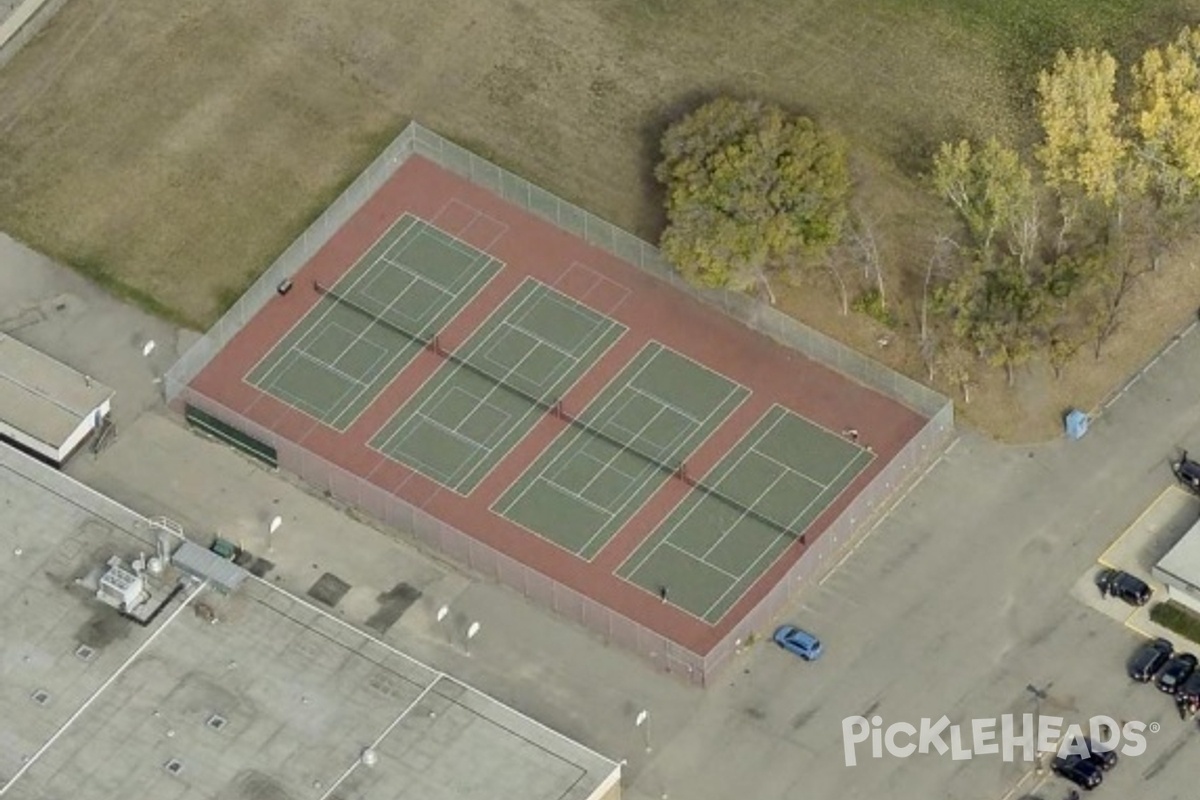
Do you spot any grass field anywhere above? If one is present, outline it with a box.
[1,0,1198,439]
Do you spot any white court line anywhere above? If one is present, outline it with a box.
[545,447,611,485]
[253,214,484,430]
[264,354,361,422]
[378,279,623,495]
[785,447,872,532]
[622,409,790,578]
[694,409,870,618]
[312,321,390,381]
[701,469,790,560]
[573,353,746,557]
[558,260,635,315]
[376,385,498,466]
[750,446,826,490]
[329,242,501,426]
[627,383,704,426]
[428,198,512,254]
[509,287,616,353]
[242,215,421,383]
[575,404,677,500]
[697,450,879,616]
[700,524,794,620]
[296,340,381,389]
[495,345,668,524]
[388,418,490,485]
[591,391,694,462]
[661,540,741,581]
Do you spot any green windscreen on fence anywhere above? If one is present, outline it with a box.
[185,405,278,468]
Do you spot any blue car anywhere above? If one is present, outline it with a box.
[773,625,823,661]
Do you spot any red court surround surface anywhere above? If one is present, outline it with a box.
[190,156,927,655]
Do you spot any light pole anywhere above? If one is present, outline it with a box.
[465,621,481,655]
[636,709,651,752]
[268,515,282,552]
[1026,682,1050,772]
[436,605,450,643]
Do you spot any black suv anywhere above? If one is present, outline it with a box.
[1097,569,1152,606]
[1156,652,1199,694]
[1052,753,1103,790]
[1078,737,1118,770]
[1129,638,1173,682]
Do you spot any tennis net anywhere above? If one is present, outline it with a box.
[314,279,799,538]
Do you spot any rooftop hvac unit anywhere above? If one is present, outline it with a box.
[96,556,146,612]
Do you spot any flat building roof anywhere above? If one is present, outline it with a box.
[1155,514,1200,595]
[0,333,113,448]
[0,445,620,800]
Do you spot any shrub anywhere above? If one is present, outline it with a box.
[1149,600,1200,644]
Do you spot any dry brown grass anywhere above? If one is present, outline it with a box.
[0,0,1197,441]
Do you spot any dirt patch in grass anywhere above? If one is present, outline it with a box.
[0,0,1198,441]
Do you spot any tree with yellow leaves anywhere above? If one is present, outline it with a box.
[1131,26,1200,205]
[1036,49,1128,205]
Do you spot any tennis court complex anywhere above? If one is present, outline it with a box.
[618,405,873,622]
[181,139,944,681]
[492,343,748,558]
[246,215,500,430]
[369,278,625,494]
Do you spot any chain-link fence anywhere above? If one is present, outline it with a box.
[166,121,955,685]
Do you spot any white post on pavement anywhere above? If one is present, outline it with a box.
[436,605,450,643]
[465,621,480,655]
[268,515,282,552]
[636,709,651,752]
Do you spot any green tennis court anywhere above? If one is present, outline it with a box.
[491,343,749,559]
[617,404,874,623]
[369,278,626,494]
[246,215,500,430]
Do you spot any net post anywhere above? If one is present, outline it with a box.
[676,461,688,484]
[428,335,441,356]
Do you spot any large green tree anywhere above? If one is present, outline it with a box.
[656,98,850,295]
[931,137,1035,255]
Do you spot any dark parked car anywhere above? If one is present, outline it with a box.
[1078,737,1118,771]
[1097,569,1152,606]
[1052,753,1103,790]
[1156,652,1199,694]
[1129,638,1174,682]
[1176,672,1200,716]
[1176,451,1200,494]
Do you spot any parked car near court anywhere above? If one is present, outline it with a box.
[1097,569,1152,606]
[1156,653,1198,694]
[1052,753,1103,790]
[773,625,823,661]
[1129,638,1174,682]
[1078,737,1118,771]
